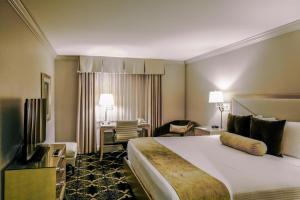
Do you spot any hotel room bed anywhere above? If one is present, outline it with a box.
[126,135,300,200]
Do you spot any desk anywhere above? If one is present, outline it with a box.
[99,122,151,161]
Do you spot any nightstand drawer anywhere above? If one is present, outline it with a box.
[194,127,225,136]
[194,128,210,136]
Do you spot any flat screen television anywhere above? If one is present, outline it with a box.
[23,98,47,161]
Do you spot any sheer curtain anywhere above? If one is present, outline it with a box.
[95,73,162,135]
[96,73,145,121]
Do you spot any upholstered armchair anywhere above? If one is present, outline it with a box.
[154,120,199,137]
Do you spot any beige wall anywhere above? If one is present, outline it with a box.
[186,30,300,127]
[55,57,78,142]
[0,1,55,198]
[55,58,185,141]
[162,61,185,123]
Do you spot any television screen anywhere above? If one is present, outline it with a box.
[23,98,46,161]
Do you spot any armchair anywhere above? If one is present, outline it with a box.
[154,120,199,137]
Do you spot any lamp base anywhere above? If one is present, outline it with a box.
[211,125,219,129]
[101,121,111,125]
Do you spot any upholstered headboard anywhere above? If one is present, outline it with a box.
[232,94,300,158]
[232,94,300,122]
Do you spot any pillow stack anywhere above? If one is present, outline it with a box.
[226,113,286,157]
[227,113,251,137]
[250,117,286,156]
[281,122,300,159]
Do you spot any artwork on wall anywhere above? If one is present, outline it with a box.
[41,73,51,121]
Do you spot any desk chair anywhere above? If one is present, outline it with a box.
[114,120,139,158]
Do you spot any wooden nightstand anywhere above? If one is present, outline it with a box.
[194,127,225,136]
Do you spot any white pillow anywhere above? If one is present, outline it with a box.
[281,121,300,159]
[254,115,277,121]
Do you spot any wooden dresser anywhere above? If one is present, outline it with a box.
[4,144,66,200]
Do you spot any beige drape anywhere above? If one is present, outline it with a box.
[76,73,97,154]
[145,75,162,135]
[96,73,162,136]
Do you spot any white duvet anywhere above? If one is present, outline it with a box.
[127,135,300,200]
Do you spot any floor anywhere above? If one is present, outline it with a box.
[65,150,135,200]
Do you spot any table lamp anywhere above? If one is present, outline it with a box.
[99,93,114,123]
[209,91,224,128]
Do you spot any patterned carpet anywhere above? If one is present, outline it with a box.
[65,151,135,200]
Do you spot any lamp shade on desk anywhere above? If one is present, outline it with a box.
[99,93,114,108]
[99,93,114,122]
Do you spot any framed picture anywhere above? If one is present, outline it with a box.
[41,73,51,121]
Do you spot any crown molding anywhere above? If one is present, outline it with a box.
[234,93,300,99]
[163,60,185,65]
[8,0,57,58]
[185,20,300,64]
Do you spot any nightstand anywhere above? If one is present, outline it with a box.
[194,126,225,136]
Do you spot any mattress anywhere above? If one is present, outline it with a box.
[127,135,300,200]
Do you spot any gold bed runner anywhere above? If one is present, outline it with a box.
[131,138,230,200]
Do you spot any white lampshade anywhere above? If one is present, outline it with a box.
[209,91,224,103]
[99,93,114,107]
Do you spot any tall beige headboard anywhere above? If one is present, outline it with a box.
[232,94,300,122]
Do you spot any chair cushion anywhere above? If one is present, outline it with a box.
[115,133,138,142]
[170,124,188,133]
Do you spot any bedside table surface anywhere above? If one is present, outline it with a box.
[195,126,225,132]
[194,126,225,136]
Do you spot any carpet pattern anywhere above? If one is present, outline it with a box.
[65,151,135,200]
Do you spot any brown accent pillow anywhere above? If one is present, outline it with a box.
[234,115,251,137]
[227,114,252,137]
[227,113,235,133]
[250,117,286,157]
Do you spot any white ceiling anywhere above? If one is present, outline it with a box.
[22,0,300,60]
